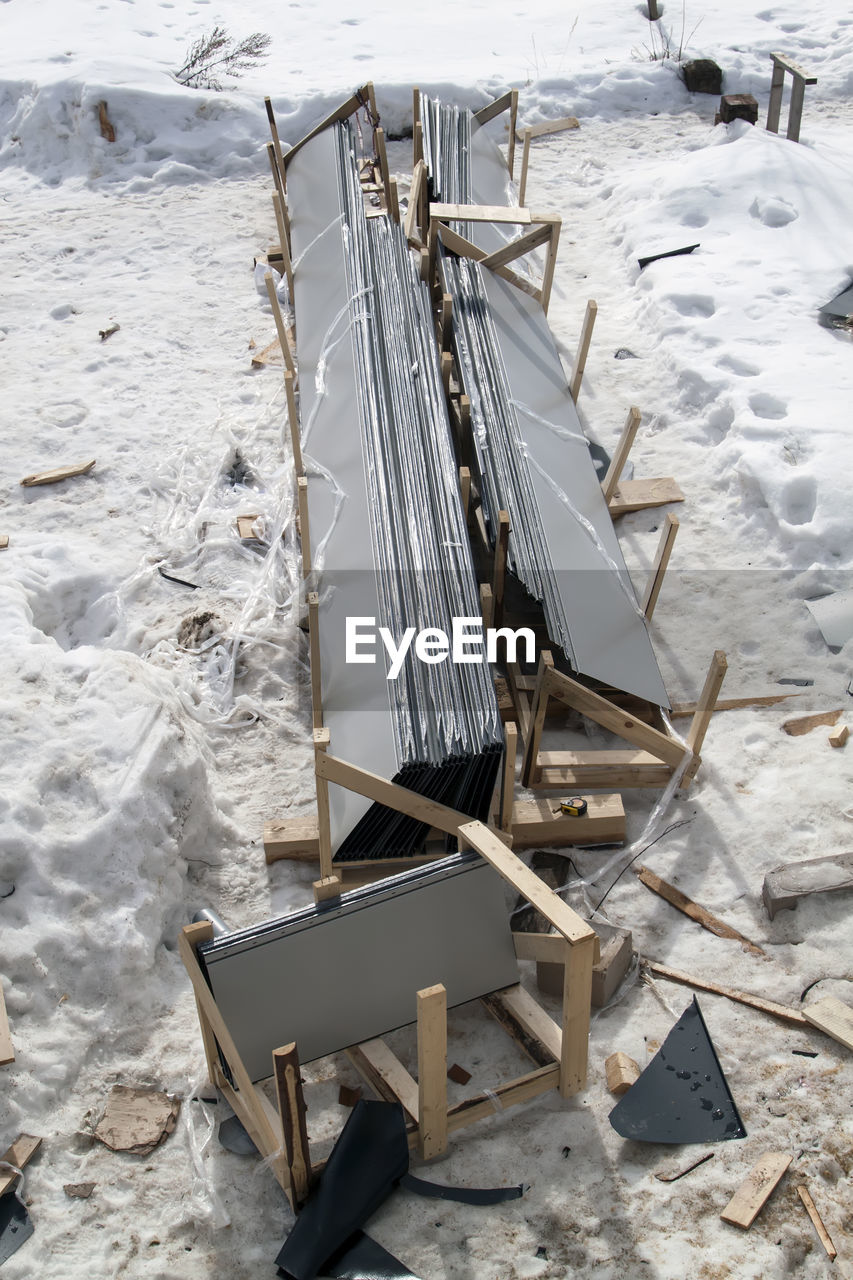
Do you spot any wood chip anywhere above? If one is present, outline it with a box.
[21,459,96,487]
[802,995,853,1051]
[97,101,115,143]
[64,1182,96,1199]
[0,1135,42,1197]
[447,1063,472,1085]
[93,1085,180,1156]
[720,1152,792,1229]
[337,1084,362,1108]
[0,536,8,550]
[829,724,849,748]
[605,1051,640,1096]
[781,709,842,736]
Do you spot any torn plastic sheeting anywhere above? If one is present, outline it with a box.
[276,1100,524,1280]
[609,997,746,1145]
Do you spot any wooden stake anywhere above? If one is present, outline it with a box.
[500,722,518,832]
[796,1185,837,1260]
[686,650,728,755]
[417,984,448,1159]
[387,176,400,224]
[459,465,471,519]
[635,865,765,956]
[721,1152,791,1229]
[308,591,322,730]
[642,513,679,620]
[404,159,426,245]
[492,510,510,628]
[569,299,597,403]
[272,191,294,301]
[314,726,333,879]
[285,369,302,474]
[264,97,287,192]
[264,272,296,376]
[602,407,642,503]
[518,129,533,206]
[273,1043,311,1206]
[266,141,285,208]
[297,476,311,578]
[508,88,519,179]
[440,293,452,351]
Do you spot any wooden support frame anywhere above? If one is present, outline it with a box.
[284,83,378,170]
[516,650,726,792]
[570,299,597,404]
[264,272,296,377]
[473,88,520,180]
[766,52,817,143]
[182,818,595,1188]
[602,406,642,503]
[642,512,679,621]
[297,476,311,578]
[404,158,427,246]
[271,192,294,301]
[600,406,685,516]
[517,116,580,207]
[430,204,562,314]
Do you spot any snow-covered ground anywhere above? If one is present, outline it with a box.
[1,1,851,1276]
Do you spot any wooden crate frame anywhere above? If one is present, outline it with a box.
[181,819,597,1207]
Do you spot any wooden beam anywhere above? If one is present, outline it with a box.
[479,581,494,630]
[446,1064,559,1133]
[417,984,448,1159]
[458,820,595,946]
[347,1039,419,1122]
[796,1185,837,1260]
[670,692,800,717]
[802,996,853,1051]
[645,961,808,1026]
[518,129,533,206]
[272,192,294,300]
[273,1043,311,1206]
[510,792,626,848]
[374,126,393,213]
[264,272,296,376]
[540,218,561,314]
[635,864,765,956]
[770,52,818,84]
[297,476,311,578]
[500,721,517,832]
[266,141,285,208]
[533,750,673,790]
[642,513,679,620]
[569,300,597,403]
[264,815,320,864]
[543,667,688,769]
[431,202,533,225]
[602,407,642,503]
[308,590,322,730]
[313,727,333,879]
[721,1152,792,1229]
[520,650,554,787]
[481,220,556,272]
[561,933,594,1095]
[523,116,581,140]
[608,476,685,516]
[264,97,287,192]
[436,222,540,301]
[459,465,471,518]
[0,980,13,1066]
[284,369,302,474]
[686,650,728,755]
[489,982,562,1063]
[512,931,569,964]
[508,88,518,179]
[405,160,426,244]
[284,84,376,167]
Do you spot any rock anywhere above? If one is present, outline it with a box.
[682,59,723,94]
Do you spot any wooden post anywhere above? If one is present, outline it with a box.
[561,934,594,1096]
[273,1043,311,1207]
[308,591,322,730]
[500,722,518,832]
[265,97,287,192]
[412,88,423,166]
[266,141,285,208]
[687,651,728,755]
[647,0,660,19]
[404,160,426,245]
[787,74,806,142]
[480,582,494,631]
[508,88,519,180]
[417,984,448,1159]
[520,651,554,787]
[642,513,679,621]
[375,126,393,212]
[569,300,597,403]
[518,128,532,206]
[264,272,296,376]
[285,369,303,474]
[313,727,334,880]
[540,219,561,316]
[441,351,452,396]
[459,465,471,519]
[766,58,786,134]
[297,476,311,578]
[492,510,510,628]
[272,192,294,301]
[602,406,642,503]
[440,293,452,351]
[181,921,220,1088]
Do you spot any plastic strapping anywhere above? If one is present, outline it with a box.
[482,1088,503,1113]
[292,211,344,272]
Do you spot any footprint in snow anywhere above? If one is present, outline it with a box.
[667,294,716,318]
[749,392,787,420]
[781,474,817,526]
[717,354,760,377]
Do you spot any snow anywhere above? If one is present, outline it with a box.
[1,0,852,1275]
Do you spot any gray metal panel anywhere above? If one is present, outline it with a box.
[201,856,520,1081]
[481,268,669,707]
[288,130,397,849]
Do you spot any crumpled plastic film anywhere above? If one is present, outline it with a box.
[177,1074,231,1230]
[0,1162,26,1207]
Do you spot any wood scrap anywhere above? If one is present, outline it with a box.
[0,981,13,1066]
[802,995,853,1050]
[97,101,115,143]
[781,709,842,736]
[0,536,9,550]
[93,1085,180,1156]
[337,1084,362,1108]
[236,514,262,540]
[635,865,765,956]
[21,459,96,487]
[99,322,120,341]
[796,1184,837,1260]
[251,335,284,367]
[670,692,802,716]
[829,724,849,748]
[605,1051,639,1096]
[0,1135,42,1197]
[720,1152,791,1228]
[644,961,808,1026]
[654,1151,714,1182]
[64,1183,96,1200]
[447,1063,472,1085]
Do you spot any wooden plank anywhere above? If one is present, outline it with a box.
[802,996,853,1050]
[642,513,679,621]
[297,476,311,577]
[605,1051,640,1096]
[285,369,303,475]
[524,115,580,140]
[500,721,517,831]
[562,933,594,1095]
[721,1152,792,1229]
[264,272,296,376]
[635,864,765,956]
[829,724,849,748]
[21,459,95,487]
[481,220,556,272]
[308,591,322,731]
[511,932,568,964]
[540,218,561,314]
[459,465,471,518]
[770,51,818,84]
[492,510,510,627]
[602,407,642,503]
[543,667,688,769]
[284,84,375,167]
[458,820,595,946]
[0,1135,42,1197]
[405,159,426,244]
[417,984,448,1159]
[796,1185,837,1260]
[264,816,320,864]
[473,89,515,126]
[430,202,532,224]
[569,299,597,404]
[506,662,532,743]
[670,692,801,717]
[645,961,808,1026]
[534,751,673,790]
[781,709,842,736]
[686,650,728,756]
[347,1039,419,1122]
[273,1044,311,1206]
[485,983,562,1063]
[446,1064,559,1133]
[436,223,540,300]
[508,88,518,178]
[264,97,287,191]
[608,476,685,516]
[520,650,554,787]
[0,980,13,1066]
[272,191,294,299]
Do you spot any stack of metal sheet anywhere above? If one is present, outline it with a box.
[289,120,503,861]
[421,97,668,708]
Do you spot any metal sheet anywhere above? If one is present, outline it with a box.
[200,853,519,1081]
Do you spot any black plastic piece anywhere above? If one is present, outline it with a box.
[637,244,700,270]
[400,1173,524,1205]
[609,998,747,1144]
[218,1114,259,1156]
[320,1230,420,1280]
[0,1194,33,1266]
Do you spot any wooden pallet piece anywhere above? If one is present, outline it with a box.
[802,996,853,1051]
[796,1184,837,1260]
[21,459,95,487]
[721,1152,792,1229]
[766,53,817,143]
